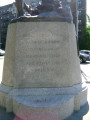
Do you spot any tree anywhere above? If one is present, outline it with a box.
[81,25,90,50]
[78,15,90,50]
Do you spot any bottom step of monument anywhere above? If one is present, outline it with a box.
[0,82,87,120]
[13,95,74,120]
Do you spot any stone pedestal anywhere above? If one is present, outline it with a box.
[0,22,87,120]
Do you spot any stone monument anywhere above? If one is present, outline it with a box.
[0,0,87,120]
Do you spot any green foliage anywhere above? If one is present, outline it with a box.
[81,25,90,50]
[78,14,90,50]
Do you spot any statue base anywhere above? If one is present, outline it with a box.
[0,22,87,120]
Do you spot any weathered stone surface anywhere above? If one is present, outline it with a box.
[18,22,80,88]
[2,23,16,87]
[0,22,87,120]
[2,22,80,88]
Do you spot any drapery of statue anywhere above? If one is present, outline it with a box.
[14,0,73,23]
[0,0,87,120]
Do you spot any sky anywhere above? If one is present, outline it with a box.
[0,0,90,15]
[0,0,15,7]
[87,0,90,16]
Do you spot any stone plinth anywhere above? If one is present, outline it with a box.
[0,22,87,120]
